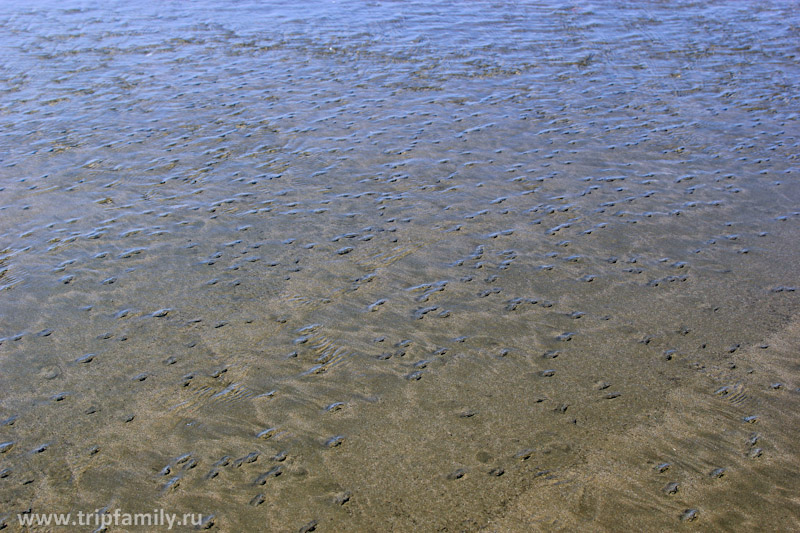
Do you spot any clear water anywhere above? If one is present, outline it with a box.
[1,1,799,531]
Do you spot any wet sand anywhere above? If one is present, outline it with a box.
[1,1,800,531]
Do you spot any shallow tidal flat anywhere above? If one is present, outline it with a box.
[1,1,800,531]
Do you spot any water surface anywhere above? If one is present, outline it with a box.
[1,1,799,531]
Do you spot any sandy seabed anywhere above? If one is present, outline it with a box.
[1,1,800,531]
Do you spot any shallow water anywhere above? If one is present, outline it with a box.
[1,1,800,531]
